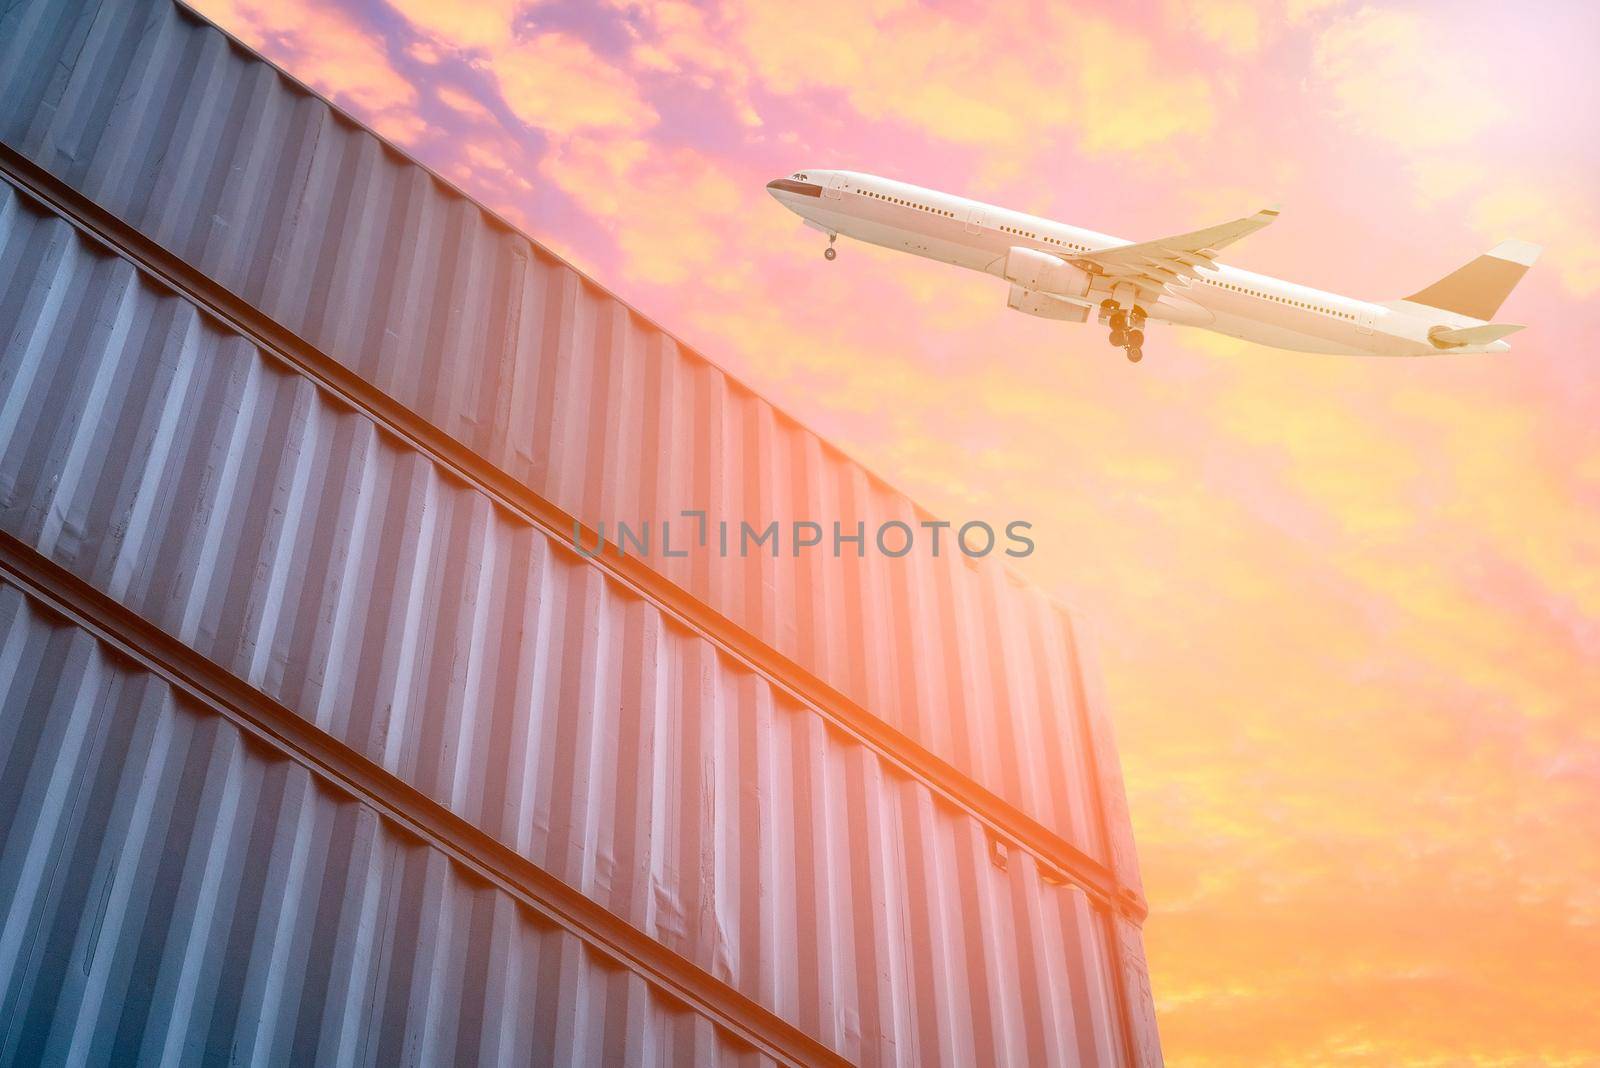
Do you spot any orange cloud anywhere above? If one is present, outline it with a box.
[625,0,1215,158]
[539,140,753,286]
[383,0,522,51]
[623,0,763,126]
[381,1,658,143]
[1309,4,1596,298]
[1311,7,1507,147]
[436,83,494,121]
[1171,0,1264,56]
[194,0,427,142]
[493,32,658,137]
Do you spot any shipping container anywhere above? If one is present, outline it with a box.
[0,0,1162,1062]
[0,577,804,1067]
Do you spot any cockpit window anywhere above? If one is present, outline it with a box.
[795,172,807,180]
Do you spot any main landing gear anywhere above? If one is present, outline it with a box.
[1101,300,1146,362]
[823,234,837,261]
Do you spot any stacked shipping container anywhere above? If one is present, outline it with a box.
[0,0,1162,1063]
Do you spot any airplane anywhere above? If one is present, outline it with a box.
[766,169,1539,364]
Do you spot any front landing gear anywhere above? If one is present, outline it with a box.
[1100,300,1147,363]
[823,234,837,261]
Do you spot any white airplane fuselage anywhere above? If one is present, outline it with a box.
[767,169,1516,357]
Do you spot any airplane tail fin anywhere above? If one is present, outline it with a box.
[1400,240,1541,321]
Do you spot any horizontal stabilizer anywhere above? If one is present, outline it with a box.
[1427,322,1524,347]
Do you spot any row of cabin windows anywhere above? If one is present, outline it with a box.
[862,189,956,218]
[858,193,1091,251]
[1207,279,1357,320]
[1044,235,1090,253]
[846,194,1357,318]
[998,224,1088,253]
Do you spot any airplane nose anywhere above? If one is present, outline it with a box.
[766,178,823,199]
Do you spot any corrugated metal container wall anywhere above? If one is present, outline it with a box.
[0,0,1162,1063]
[0,583,771,1068]
[0,172,1135,1068]
[0,0,1136,860]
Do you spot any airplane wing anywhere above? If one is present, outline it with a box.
[1074,207,1279,293]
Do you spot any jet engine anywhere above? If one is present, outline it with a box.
[1007,284,1090,322]
[1003,246,1092,300]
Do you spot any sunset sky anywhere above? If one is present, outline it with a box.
[188,0,1600,1062]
